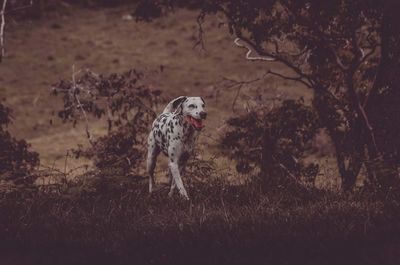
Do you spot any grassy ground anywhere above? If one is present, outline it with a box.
[1,178,400,265]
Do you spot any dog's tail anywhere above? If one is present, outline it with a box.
[162,96,187,114]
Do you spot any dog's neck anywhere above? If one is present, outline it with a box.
[181,115,199,140]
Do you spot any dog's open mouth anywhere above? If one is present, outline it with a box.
[187,116,205,130]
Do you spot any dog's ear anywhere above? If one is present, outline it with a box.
[172,96,187,110]
[173,96,187,114]
[200,97,205,105]
[162,96,187,114]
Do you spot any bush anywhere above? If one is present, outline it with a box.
[220,100,320,187]
[52,69,162,175]
[0,103,39,185]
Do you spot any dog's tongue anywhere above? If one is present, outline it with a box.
[192,118,203,128]
[188,116,204,129]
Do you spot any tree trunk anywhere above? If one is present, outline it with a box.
[260,129,276,187]
[364,0,400,192]
[313,87,365,191]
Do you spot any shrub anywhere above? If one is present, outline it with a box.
[220,100,320,188]
[52,69,162,175]
[0,103,39,185]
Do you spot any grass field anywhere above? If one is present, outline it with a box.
[1,178,400,265]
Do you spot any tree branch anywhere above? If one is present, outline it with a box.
[72,65,94,145]
[234,37,276,61]
[0,0,34,62]
[221,72,270,111]
[5,0,33,14]
[193,11,206,51]
[221,69,313,111]
[267,70,312,88]
[0,0,7,62]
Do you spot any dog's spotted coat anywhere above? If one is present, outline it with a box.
[147,96,207,199]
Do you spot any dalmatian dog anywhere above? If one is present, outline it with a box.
[146,96,207,200]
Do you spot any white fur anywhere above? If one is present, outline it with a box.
[146,96,207,199]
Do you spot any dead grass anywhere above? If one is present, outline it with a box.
[0,176,399,265]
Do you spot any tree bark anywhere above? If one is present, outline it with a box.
[260,129,276,187]
[364,0,400,192]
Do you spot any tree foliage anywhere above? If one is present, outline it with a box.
[221,100,319,187]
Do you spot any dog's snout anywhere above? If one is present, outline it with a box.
[200,111,207,119]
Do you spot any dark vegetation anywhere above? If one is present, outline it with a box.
[0,103,39,185]
[1,176,400,265]
[221,99,320,187]
[51,69,161,175]
[1,0,400,264]
[134,0,400,193]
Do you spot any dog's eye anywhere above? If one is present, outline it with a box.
[188,104,196,108]
[202,104,205,108]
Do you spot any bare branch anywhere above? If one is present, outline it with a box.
[72,64,94,145]
[5,0,33,14]
[358,102,378,151]
[332,49,349,71]
[217,4,313,85]
[356,45,378,69]
[0,0,34,62]
[267,70,312,88]
[234,38,276,61]
[233,35,315,87]
[193,12,206,51]
[221,69,312,111]
[359,47,365,59]
[0,0,7,62]
[231,83,243,112]
[221,72,270,111]
[272,156,312,190]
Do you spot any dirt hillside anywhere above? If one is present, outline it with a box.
[0,5,313,182]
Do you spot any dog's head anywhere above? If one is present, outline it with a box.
[171,96,207,131]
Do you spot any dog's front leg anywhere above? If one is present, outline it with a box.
[147,133,159,194]
[168,160,189,200]
[168,176,176,197]
[168,159,187,197]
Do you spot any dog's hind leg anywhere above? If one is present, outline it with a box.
[147,134,159,194]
